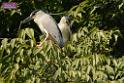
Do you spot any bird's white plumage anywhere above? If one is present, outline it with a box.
[32,10,64,47]
[58,16,72,43]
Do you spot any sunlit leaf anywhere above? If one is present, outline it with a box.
[25,28,34,39]
[1,38,8,49]
[10,39,16,49]
[53,68,61,80]
[105,65,114,75]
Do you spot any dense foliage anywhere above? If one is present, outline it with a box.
[0,0,124,82]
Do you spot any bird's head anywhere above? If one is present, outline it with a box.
[21,10,45,24]
[60,16,71,25]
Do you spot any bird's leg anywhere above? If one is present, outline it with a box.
[44,32,49,41]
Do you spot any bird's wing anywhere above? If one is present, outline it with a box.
[37,14,64,47]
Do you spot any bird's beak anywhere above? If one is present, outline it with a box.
[21,16,33,24]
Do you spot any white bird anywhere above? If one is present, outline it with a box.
[58,16,72,43]
[21,10,64,48]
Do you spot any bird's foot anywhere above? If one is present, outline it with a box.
[36,44,43,48]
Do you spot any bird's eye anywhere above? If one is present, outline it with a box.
[30,10,39,16]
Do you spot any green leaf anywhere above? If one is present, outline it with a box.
[25,28,34,39]
[17,29,26,39]
[10,39,16,48]
[53,68,61,80]
[1,38,8,49]
[33,48,42,55]
[105,65,114,75]
[119,3,123,9]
